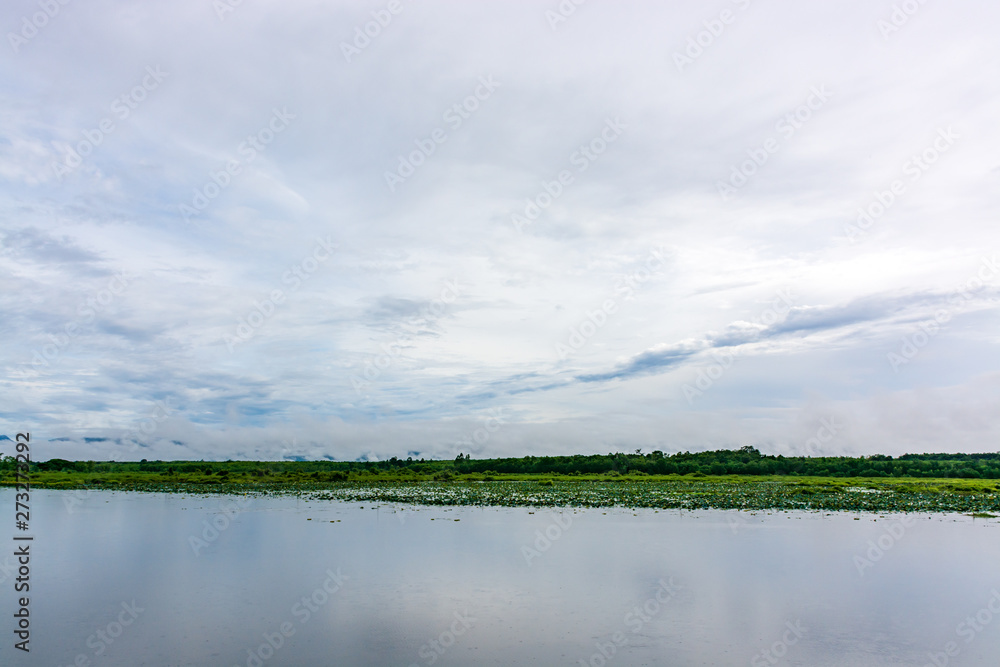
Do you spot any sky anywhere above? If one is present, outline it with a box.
[1,0,998,462]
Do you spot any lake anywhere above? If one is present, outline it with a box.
[2,489,999,666]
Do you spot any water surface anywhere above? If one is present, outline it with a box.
[2,489,998,666]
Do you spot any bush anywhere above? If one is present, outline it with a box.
[36,459,82,472]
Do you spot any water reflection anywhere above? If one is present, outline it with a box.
[2,490,998,666]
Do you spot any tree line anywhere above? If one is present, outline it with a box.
[4,446,1000,479]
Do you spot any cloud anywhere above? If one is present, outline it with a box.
[1,0,999,459]
[578,341,704,383]
[573,287,1000,385]
[0,227,104,267]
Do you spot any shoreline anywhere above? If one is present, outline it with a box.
[4,475,1000,514]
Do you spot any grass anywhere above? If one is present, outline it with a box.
[4,469,1000,513]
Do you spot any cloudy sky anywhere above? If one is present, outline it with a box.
[1,0,998,462]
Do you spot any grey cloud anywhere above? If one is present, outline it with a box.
[2,0,998,459]
[575,288,1000,386]
[578,342,704,383]
[0,227,104,266]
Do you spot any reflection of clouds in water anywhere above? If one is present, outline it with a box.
[13,489,1000,665]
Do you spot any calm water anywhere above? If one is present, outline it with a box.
[2,489,999,666]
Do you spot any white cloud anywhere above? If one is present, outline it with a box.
[2,0,999,460]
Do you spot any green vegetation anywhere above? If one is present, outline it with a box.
[3,449,1000,513]
[7,446,1000,479]
[307,477,1000,514]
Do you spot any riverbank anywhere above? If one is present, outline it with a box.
[5,471,1000,513]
